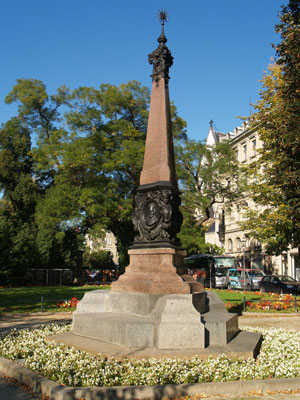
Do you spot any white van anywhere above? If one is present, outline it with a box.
[214,256,239,288]
[226,268,265,291]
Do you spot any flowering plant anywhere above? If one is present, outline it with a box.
[223,291,298,313]
[246,294,296,312]
[56,297,79,309]
[0,323,300,387]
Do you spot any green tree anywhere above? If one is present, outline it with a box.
[3,77,188,275]
[0,118,40,284]
[175,138,244,254]
[241,0,300,256]
[83,249,115,270]
[178,209,224,256]
[62,81,149,269]
[5,79,84,272]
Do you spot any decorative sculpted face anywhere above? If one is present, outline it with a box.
[161,190,171,204]
[145,201,160,227]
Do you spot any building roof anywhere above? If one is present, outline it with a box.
[205,120,250,146]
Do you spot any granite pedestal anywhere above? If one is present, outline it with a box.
[69,289,262,357]
[72,290,206,349]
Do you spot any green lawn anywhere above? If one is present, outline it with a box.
[0,285,110,313]
[0,286,299,314]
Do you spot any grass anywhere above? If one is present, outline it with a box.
[0,285,299,314]
[0,285,110,313]
[212,288,264,302]
[209,289,268,314]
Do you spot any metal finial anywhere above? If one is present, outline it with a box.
[158,9,169,25]
[209,119,213,128]
[157,9,169,45]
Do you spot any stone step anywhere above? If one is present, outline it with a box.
[49,329,262,360]
[201,311,239,345]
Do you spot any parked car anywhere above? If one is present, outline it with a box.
[226,268,265,291]
[259,275,300,294]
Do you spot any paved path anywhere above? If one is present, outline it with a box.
[222,394,300,400]
[239,313,300,331]
[0,311,72,333]
[0,372,41,399]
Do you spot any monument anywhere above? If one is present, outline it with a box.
[110,10,200,296]
[53,12,262,359]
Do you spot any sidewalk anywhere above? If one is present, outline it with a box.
[0,311,72,333]
[0,372,41,400]
[239,312,300,331]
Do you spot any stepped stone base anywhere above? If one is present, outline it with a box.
[70,290,260,354]
[73,291,207,349]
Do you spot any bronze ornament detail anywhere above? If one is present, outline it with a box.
[148,9,173,86]
[132,188,182,247]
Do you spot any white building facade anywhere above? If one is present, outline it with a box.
[205,122,300,280]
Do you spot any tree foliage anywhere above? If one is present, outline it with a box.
[241,0,300,255]
[0,69,243,279]
[3,80,151,275]
[178,209,223,256]
[0,118,40,283]
[176,138,244,224]
[83,249,115,270]
[0,78,190,281]
[175,137,243,254]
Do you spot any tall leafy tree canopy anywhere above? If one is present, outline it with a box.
[241,0,300,255]
[1,78,192,280]
[175,138,244,255]
[4,79,150,274]
[1,75,244,280]
[0,118,40,283]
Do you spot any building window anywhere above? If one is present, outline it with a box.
[236,238,241,250]
[242,144,247,161]
[282,254,288,275]
[294,255,300,280]
[234,147,238,159]
[236,205,240,222]
[105,236,112,246]
[251,138,256,157]
[228,239,233,251]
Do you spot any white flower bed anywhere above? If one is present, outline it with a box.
[0,323,299,387]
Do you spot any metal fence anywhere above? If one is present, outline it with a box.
[24,269,74,286]
[24,269,118,286]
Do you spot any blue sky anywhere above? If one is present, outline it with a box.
[1,0,288,141]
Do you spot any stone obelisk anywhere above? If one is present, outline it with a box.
[111,12,199,295]
[69,13,262,356]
